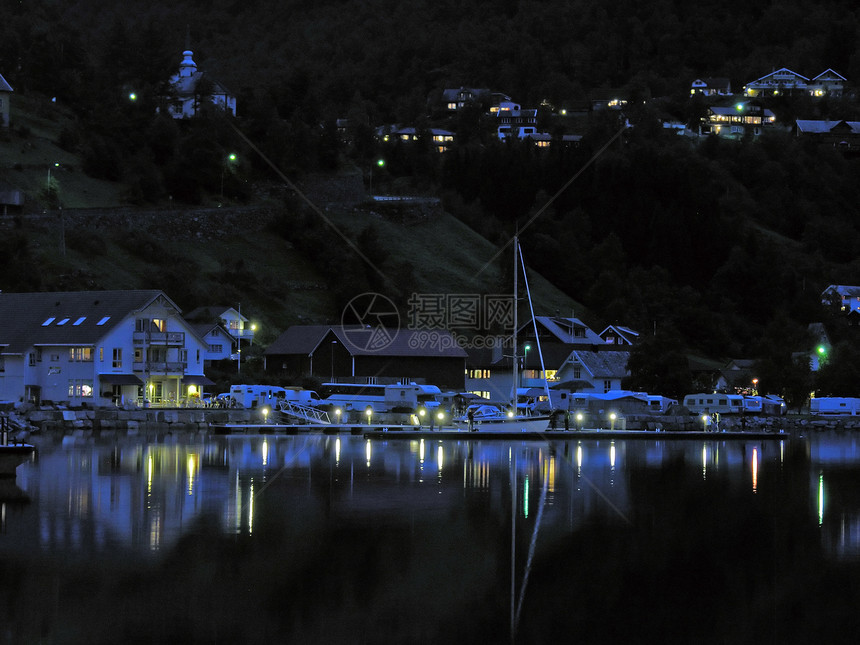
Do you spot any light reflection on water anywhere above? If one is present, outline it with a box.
[0,431,859,644]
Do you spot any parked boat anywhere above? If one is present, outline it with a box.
[454,236,551,433]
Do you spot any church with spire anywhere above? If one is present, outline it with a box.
[165,36,236,119]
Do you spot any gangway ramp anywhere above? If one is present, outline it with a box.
[276,400,331,425]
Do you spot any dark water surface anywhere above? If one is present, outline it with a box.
[1,430,859,644]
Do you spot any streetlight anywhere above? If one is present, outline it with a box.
[365,406,373,425]
[369,158,385,195]
[751,378,759,395]
[610,412,617,431]
[262,406,270,424]
[221,152,237,202]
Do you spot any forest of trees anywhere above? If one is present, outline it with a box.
[2,0,860,402]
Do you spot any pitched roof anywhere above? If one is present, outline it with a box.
[812,69,846,82]
[796,120,860,134]
[0,73,12,92]
[532,316,603,344]
[0,290,178,354]
[266,325,468,358]
[571,350,630,379]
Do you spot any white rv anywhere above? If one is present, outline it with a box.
[810,397,860,416]
[229,384,287,409]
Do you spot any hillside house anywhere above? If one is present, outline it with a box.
[743,68,847,98]
[599,325,640,346]
[185,305,254,363]
[690,77,732,96]
[165,50,236,119]
[795,120,860,150]
[808,69,847,97]
[377,125,455,152]
[441,87,490,112]
[821,284,860,313]
[700,102,776,138]
[744,68,809,97]
[0,290,211,408]
[0,72,11,128]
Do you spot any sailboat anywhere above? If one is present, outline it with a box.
[456,236,552,433]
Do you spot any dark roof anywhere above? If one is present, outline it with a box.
[184,305,236,321]
[572,350,630,379]
[266,325,468,358]
[0,290,178,354]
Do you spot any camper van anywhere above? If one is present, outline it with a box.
[229,384,287,409]
[810,397,860,416]
[316,382,425,414]
[683,393,745,415]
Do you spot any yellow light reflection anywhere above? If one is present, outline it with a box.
[702,444,708,480]
[335,437,341,464]
[187,453,197,495]
[610,441,616,468]
[437,445,444,472]
[544,456,556,493]
[419,438,425,463]
[147,454,153,493]
[576,443,583,471]
[751,447,758,493]
[262,439,269,467]
[365,439,372,466]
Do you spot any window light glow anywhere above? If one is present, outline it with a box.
[41,317,55,326]
[97,316,110,325]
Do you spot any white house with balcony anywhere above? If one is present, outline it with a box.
[0,290,211,408]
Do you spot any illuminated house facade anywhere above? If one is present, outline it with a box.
[0,291,211,407]
[744,68,847,98]
[700,102,776,138]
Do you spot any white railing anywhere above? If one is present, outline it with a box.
[276,401,331,425]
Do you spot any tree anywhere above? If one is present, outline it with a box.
[624,324,692,400]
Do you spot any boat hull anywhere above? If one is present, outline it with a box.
[457,416,551,433]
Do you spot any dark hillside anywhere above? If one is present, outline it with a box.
[2,0,860,398]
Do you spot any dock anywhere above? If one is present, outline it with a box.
[210,422,792,440]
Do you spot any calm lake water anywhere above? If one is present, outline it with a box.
[1,429,859,644]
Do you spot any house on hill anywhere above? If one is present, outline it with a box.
[700,102,776,139]
[690,77,732,96]
[0,290,211,408]
[164,49,236,119]
[0,72,12,128]
[264,325,468,390]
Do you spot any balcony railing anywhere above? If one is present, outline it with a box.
[133,331,185,346]
[133,361,186,374]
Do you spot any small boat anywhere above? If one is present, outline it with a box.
[455,404,551,433]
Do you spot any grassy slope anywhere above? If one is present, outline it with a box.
[0,94,581,345]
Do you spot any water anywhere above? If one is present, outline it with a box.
[1,430,859,644]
